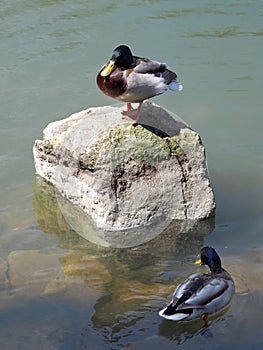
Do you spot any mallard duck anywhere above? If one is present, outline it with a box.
[96,45,183,124]
[159,246,235,326]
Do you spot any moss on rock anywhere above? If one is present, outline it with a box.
[79,123,186,172]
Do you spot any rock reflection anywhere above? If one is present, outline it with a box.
[59,252,112,291]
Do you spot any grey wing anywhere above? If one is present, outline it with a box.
[183,277,230,308]
[171,273,205,303]
[133,58,167,74]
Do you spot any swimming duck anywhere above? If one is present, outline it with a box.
[159,246,235,326]
[96,45,183,124]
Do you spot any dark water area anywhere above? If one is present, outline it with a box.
[0,1,263,349]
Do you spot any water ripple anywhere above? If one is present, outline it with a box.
[186,26,263,38]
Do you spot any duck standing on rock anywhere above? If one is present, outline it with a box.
[96,45,183,124]
[159,246,235,326]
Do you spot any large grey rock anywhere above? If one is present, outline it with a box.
[33,102,215,231]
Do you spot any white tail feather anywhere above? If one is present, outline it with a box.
[158,308,188,321]
[168,80,183,92]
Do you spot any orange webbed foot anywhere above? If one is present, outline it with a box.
[121,102,142,124]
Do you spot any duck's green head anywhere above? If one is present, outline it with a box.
[101,45,134,77]
[195,246,222,273]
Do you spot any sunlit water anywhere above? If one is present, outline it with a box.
[0,1,263,349]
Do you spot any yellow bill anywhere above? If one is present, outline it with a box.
[100,60,117,77]
[194,258,202,265]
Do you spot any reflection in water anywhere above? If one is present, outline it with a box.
[33,175,216,347]
[158,305,230,343]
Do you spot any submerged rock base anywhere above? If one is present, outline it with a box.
[33,102,215,231]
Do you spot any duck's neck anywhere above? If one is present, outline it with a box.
[208,258,223,274]
[210,265,223,274]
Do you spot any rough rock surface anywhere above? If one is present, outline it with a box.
[33,102,215,231]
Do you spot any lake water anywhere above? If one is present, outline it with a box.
[0,0,263,349]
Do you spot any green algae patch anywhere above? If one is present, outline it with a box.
[79,123,185,172]
[178,129,202,154]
